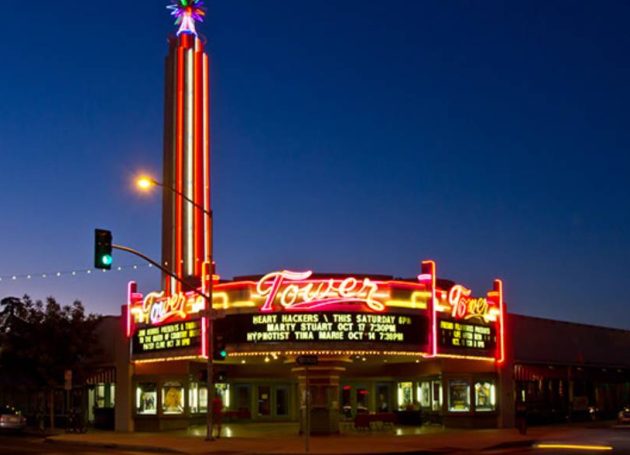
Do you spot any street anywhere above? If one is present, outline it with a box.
[472,425,630,455]
[0,423,629,455]
[0,434,158,455]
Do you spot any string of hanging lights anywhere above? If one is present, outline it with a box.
[0,262,161,284]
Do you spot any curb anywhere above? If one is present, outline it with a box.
[45,436,186,454]
[483,439,537,451]
[43,435,538,455]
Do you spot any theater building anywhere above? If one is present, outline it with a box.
[115,260,510,433]
[99,4,630,434]
[107,265,630,434]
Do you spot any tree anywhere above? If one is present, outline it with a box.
[0,295,102,428]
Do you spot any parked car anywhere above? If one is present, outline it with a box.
[618,406,630,425]
[0,405,26,432]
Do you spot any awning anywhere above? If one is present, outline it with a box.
[86,367,116,385]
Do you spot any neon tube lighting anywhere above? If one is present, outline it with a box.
[185,48,194,276]
[534,444,612,451]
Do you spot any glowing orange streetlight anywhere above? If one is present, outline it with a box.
[136,176,158,191]
[133,172,215,440]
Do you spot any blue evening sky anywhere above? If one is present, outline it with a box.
[1,1,629,329]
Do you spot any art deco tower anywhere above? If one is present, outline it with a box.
[162,1,211,294]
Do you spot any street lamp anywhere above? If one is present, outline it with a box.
[134,174,216,441]
[136,176,156,191]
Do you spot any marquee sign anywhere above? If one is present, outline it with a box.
[126,262,505,363]
[132,319,203,355]
[214,312,428,348]
[130,290,205,325]
[419,260,505,362]
[127,281,207,361]
[446,285,493,321]
[437,320,496,351]
[257,270,385,312]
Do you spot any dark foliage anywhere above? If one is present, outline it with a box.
[0,295,102,390]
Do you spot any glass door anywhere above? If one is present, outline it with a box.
[376,383,391,412]
[340,384,371,417]
[234,384,251,419]
[257,385,271,417]
[275,386,289,418]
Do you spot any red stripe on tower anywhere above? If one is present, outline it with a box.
[162,27,211,294]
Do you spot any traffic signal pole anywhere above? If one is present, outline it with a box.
[110,242,217,440]
[110,244,200,291]
[206,314,215,440]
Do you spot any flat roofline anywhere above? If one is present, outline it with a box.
[510,312,630,334]
[231,272,396,281]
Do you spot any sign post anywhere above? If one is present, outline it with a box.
[305,366,310,454]
[64,370,72,391]
[296,356,317,453]
[64,370,72,431]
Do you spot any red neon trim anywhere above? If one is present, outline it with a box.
[202,54,210,264]
[126,281,136,337]
[214,281,259,290]
[275,299,385,312]
[214,279,428,292]
[175,44,185,291]
[420,260,437,357]
[495,279,505,364]
[193,41,202,276]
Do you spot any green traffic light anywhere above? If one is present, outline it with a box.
[101,254,113,266]
[220,349,227,359]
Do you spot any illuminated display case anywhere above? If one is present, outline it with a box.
[188,382,200,414]
[448,380,471,412]
[397,382,414,410]
[418,382,431,408]
[432,380,443,411]
[136,383,157,415]
[162,382,185,415]
[474,381,496,411]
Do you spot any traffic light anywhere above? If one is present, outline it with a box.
[94,229,113,270]
[213,335,227,361]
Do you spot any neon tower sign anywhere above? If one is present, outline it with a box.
[167,0,206,36]
[162,0,211,295]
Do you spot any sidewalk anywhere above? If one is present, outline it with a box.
[45,424,572,454]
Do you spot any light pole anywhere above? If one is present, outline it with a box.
[136,175,216,441]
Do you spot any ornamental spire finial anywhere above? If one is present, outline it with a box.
[167,0,206,36]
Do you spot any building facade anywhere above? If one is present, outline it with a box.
[94,3,630,435]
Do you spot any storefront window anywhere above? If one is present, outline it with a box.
[376,384,390,412]
[234,385,249,415]
[397,382,414,410]
[109,384,115,408]
[162,382,184,415]
[257,385,271,416]
[199,386,208,412]
[418,382,430,408]
[96,384,105,408]
[97,383,115,408]
[432,380,442,411]
[189,382,200,413]
[216,383,230,408]
[276,386,288,416]
[474,381,496,411]
[341,385,352,418]
[136,383,157,415]
[448,380,470,412]
[357,388,369,414]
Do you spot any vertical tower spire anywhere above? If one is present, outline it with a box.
[162,4,210,294]
[167,0,206,36]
